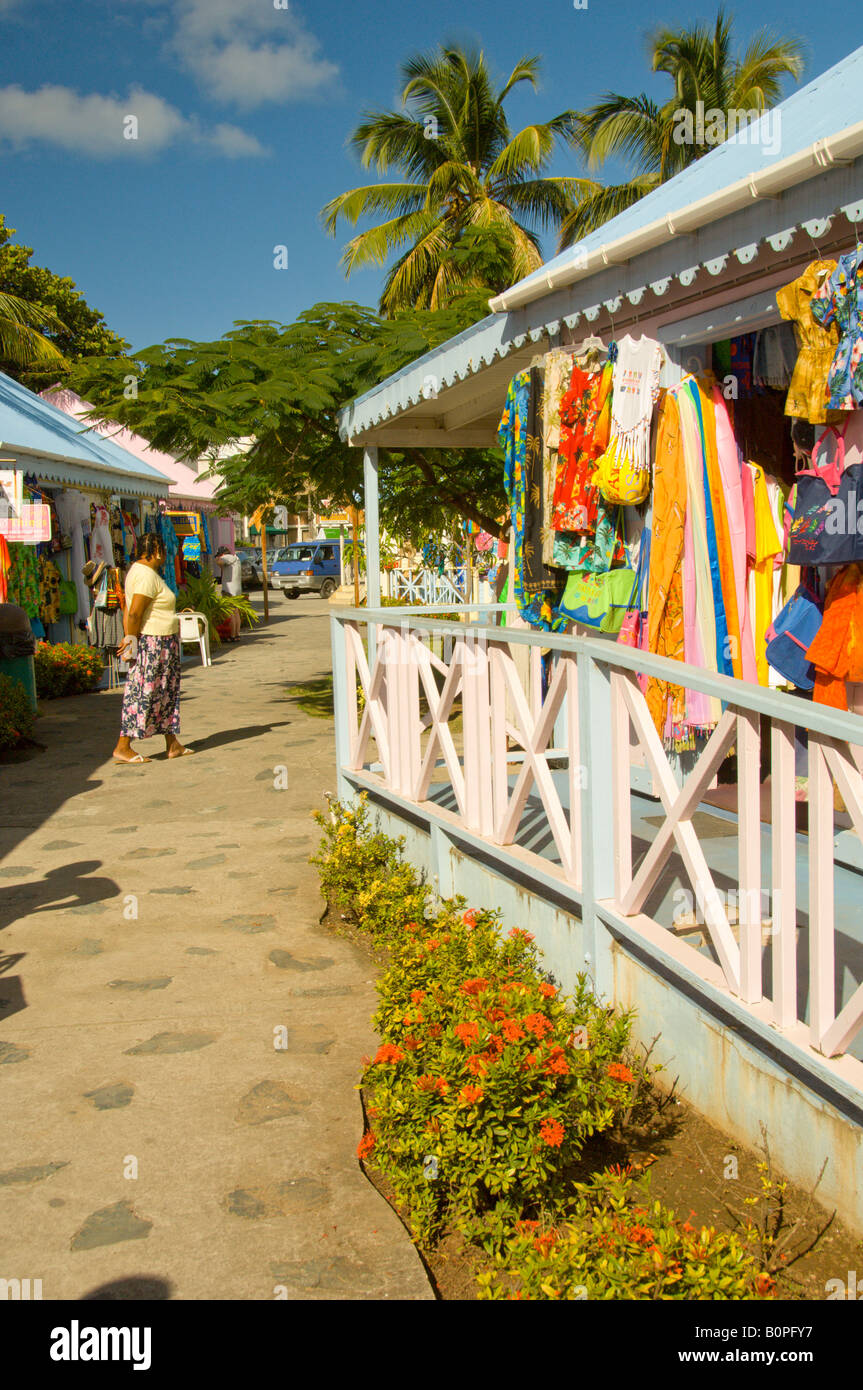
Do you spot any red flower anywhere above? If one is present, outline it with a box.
[607,1062,634,1084]
[426,939,440,953]
[539,1117,565,1147]
[543,1047,569,1077]
[486,1007,506,1023]
[410,989,426,1005]
[357,1131,376,1160]
[539,983,557,999]
[459,1084,483,1105]
[454,1021,479,1047]
[533,1232,557,1257]
[522,1052,538,1070]
[374,1043,405,1065]
[460,977,489,996]
[508,928,534,944]
[501,1019,524,1043]
[466,1054,487,1076]
[462,909,479,927]
[403,1035,420,1051]
[488,1035,505,1055]
[524,1013,552,1039]
[427,1024,442,1040]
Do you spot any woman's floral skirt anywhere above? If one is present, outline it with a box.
[120,634,181,738]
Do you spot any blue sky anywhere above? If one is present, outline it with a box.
[0,0,850,350]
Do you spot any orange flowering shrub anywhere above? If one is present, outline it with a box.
[477,1170,774,1301]
[360,901,634,1243]
[34,642,103,698]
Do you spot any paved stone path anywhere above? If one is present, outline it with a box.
[0,596,432,1300]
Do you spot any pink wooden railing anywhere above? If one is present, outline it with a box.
[333,609,863,1067]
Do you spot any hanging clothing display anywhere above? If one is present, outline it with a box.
[607,335,663,475]
[811,246,863,411]
[644,390,687,742]
[5,542,39,618]
[540,348,571,565]
[38,555,62,626]
[498,370,564,632]
[753,322,799,390]
[89,503,115,567]
[494,247,863,732]
[53,487,92,622]
[156,513,180,595]
[777,259,839,422]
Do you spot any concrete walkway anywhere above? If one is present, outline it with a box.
[0,596,432,1301]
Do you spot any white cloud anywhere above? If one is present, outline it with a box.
[172,0,339,107]
[0,83,267,157]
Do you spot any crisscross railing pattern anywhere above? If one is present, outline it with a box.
[332,606,863,1066]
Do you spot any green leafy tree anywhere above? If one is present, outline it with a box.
[560,9,805,244]
[68,299,509,544]
[322,45,586,314]
[0,215,128,387]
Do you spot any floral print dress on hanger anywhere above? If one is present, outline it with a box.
[811,246,863,410]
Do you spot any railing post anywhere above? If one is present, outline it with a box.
[461,629,494,836]
[363,445,379,667]
[329,614,354,802]
[577,648,615,1000]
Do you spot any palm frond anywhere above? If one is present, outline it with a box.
[321,182,430,235]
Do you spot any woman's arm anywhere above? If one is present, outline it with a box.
[118,593,150,661]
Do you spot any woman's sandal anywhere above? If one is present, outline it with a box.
[168,746,195,758]
[113,753,150,765]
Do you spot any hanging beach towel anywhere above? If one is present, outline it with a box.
[788,423,863,565]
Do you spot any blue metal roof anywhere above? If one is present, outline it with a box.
[0,370,170,495]
[339,43,863,441]
[513,44,863,297]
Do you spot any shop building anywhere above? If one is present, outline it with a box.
[0,371,170,648]
[331,46,863,1230]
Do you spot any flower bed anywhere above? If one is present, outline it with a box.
[34,642,104,698]
[313,794,775,1300]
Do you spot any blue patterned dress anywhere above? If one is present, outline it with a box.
[499,372,566,632]
[811,246,863,409]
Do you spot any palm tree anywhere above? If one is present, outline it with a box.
[322,45,588,314]
[0,290,67,369]
[560,9,805,246]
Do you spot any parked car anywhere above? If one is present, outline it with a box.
[234,548,264,588]
[271,541,341,599]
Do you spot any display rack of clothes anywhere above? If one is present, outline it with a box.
[496,246,863,747]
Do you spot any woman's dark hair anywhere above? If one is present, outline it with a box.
[136,533,166,562]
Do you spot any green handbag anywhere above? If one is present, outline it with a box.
[58,579,78,616]
[559,564,638,634]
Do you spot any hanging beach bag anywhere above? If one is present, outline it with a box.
[592,433,650,506]
[787,423,863,566]
[58,579,78,616]
[764,583,824,690]
[559,559,638,634]
[617,527,651,648]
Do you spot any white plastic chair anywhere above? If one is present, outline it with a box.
[178,610,212,667]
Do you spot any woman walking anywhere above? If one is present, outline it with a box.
[113,534,194,765]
